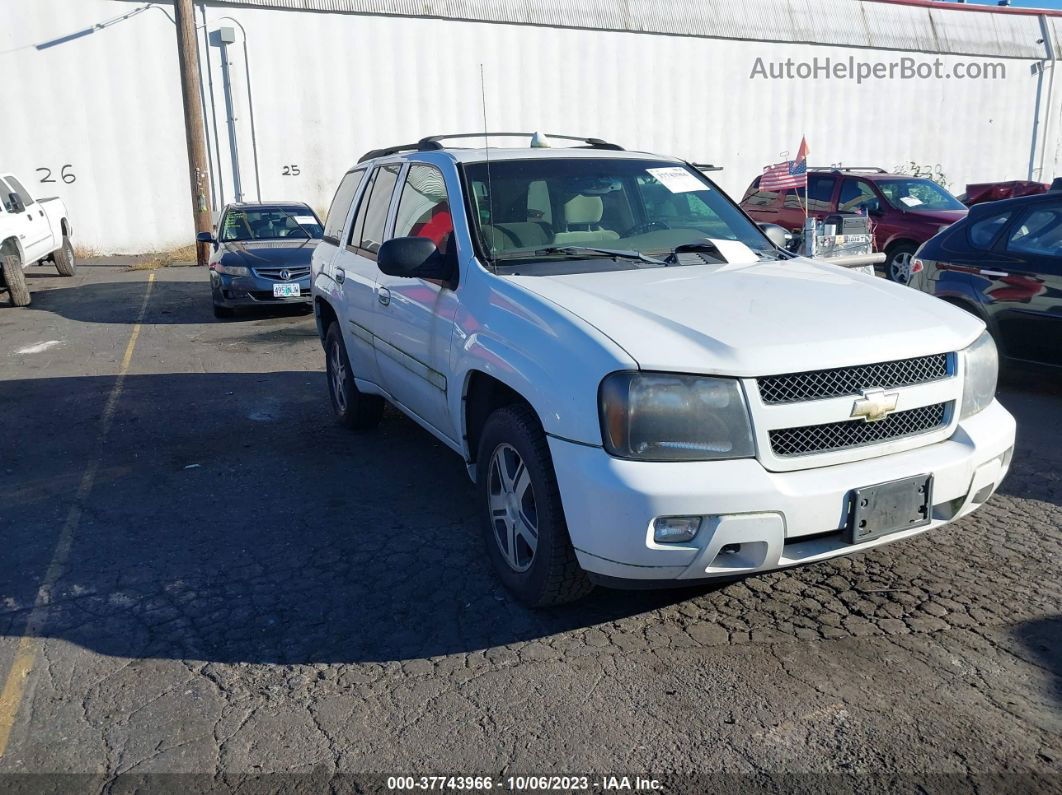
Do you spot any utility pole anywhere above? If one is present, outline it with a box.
[174,0,212,266]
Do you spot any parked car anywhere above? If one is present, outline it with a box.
[911,191,1062,368]
[0,172,75,306]
[959,180,1048,207]
[740,167,967,284]
[198,202,323,318]
[312,133,1015,606]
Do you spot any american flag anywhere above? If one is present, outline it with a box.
[760,159,808,190]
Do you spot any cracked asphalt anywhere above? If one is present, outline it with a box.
[0,262,1059,791]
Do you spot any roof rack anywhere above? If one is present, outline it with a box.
[358,132,623,163]
[808,166,888,174]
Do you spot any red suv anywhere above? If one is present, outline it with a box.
[739,167,967,283]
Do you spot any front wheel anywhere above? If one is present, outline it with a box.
[886,244,917,285]
[325,322,383,430]
[2,255,30,307]
[477,404,592,607]
[53,236,76,277]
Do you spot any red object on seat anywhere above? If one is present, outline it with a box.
[411,203,453,248]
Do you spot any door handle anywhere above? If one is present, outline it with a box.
[335,267,345,284]
[377,287,391,306]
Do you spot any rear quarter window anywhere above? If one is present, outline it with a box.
[967,211,1012,249]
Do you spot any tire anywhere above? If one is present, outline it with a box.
[476,403,593,607]
[2,255,30,307]
[324,322,383,430]
[213,303,235,319]
[53,235,76,276]
[885,243,918,285]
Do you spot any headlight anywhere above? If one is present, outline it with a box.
[960,330,998,419]
[599,372,755,461]
[213,262,250,277]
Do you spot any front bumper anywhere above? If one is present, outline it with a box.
[211,272,311,307]
[549,399,1015,584]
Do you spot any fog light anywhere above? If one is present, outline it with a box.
[653,516,701,543]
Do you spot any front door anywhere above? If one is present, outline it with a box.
[373,162,461,442]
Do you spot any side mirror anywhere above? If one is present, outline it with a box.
[757,222,792,250]
[9,192,25,213]
[196,231,216,245]
[377,237,454,281]
[866,201,883,217]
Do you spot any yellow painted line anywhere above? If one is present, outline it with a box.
[0,273,156,757]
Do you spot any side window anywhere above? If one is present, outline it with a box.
[0,178,13,213]
[347,169,378,249]
[968,211,1013,249]
[357,164,401,255]
[394,164,453,251]
[838,180,877,213]
[744,182,781,207]
[322,169,365,244]
[1006,207,1062,256]
[6,176,35,207]
[806,175,835,211]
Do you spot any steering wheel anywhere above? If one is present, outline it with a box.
[622,220,671,237]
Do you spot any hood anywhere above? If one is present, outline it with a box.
[903,208,967,225]
[508,258,984,376]
[222,239,318,267]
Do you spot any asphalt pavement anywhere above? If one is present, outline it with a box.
[0,261,1059,792]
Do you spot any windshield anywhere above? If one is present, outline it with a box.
[219,207,323,242]
[876,179,965,212]
[463,158,774,267]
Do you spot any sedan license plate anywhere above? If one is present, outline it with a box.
[846,473,932,544]
[273,283,300,298]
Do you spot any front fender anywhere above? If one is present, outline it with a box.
[448,273,636,450]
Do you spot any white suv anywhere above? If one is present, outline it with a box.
[311,133,1015,606]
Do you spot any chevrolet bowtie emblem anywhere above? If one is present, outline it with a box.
[851,388,899,422]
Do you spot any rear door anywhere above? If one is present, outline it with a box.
[331,163,401,387]
[991,203,1062,366]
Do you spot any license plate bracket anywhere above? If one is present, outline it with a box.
[846,473,933,544]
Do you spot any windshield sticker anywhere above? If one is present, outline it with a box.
[899,196,923,207]
[294,215,318,225]
[647,167,705,193]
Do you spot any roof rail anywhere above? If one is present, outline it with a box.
[358,133,623,162]
[808,166,888,174]
[418,132,624,151]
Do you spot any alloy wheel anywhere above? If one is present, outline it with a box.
[488,443,538,573]
[890,251,913,284]
[329,340,347,413]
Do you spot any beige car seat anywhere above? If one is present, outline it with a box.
[552,195,620,246]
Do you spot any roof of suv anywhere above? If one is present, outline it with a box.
[357,133,681,166]
[806,167,920,181]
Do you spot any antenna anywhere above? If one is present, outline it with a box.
[480,64,497,269]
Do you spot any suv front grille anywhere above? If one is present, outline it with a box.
[769,402,949,457]
[758,354,949,405]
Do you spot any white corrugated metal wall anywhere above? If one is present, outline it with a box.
[0,0,1056,253]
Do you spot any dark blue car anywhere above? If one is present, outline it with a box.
[912,192,1062,368]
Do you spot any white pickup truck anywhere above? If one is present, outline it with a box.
[0,172,76,306]
[311,133,1016,606]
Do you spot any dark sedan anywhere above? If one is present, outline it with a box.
[912,192,1062,368]
[198,202,323,318]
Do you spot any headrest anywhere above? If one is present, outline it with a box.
[564,195,604,225]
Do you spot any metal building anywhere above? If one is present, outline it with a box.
[1,0,1058,252]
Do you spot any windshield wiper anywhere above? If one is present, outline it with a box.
[526,246,666,265]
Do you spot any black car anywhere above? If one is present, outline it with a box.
[198,202,323,318]
[912,192,1062,368]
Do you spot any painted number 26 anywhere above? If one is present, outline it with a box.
[36,165,77,184]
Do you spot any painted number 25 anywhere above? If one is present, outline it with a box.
[281,165,301,176]
[36,165,77,184]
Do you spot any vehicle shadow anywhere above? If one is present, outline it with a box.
[996,367,1062,507]
[0,372,709,665]
[1012,616,1062,708]
[25,274,311,325]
